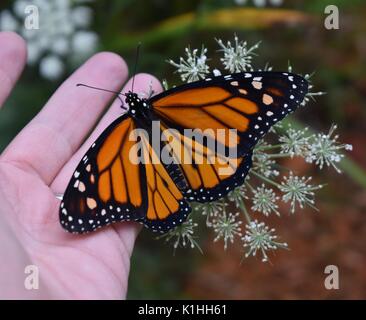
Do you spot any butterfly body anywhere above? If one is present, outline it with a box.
[124,92,150,116]
[60,71,308,234]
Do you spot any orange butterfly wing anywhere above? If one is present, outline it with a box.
[150,72,307,202]
[139,132,190,231]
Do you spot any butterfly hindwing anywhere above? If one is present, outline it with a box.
[158,121,253,203]
[138,131,191,232]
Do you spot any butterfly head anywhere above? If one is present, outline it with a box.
[125,91,139,104]
[125,91,149,115]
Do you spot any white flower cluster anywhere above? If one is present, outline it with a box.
[158,218,202,254]
[216,36,260,73]
[278,124,352,173]
[0,0,98,80]
[304,124,353,173]
[251,184,280,217]
[168,37,259,82]
[243,220,287,262]
[168,47,209,83]
[280,173,323,213]
[195,201,227,227]
[165,35,353,263]
[279,127,311,157]
[212,211,242,250]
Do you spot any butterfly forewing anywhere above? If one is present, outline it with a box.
[149,71,308,203]
[151,71,308,156]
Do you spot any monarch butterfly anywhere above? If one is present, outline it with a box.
[59,71,308,234]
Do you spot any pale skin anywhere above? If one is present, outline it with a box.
[0,32,162,299]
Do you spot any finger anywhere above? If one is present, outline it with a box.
[0,32,27,108]
[2,52,128,185]
[51,73,163,194]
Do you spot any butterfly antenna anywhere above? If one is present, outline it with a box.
[76,83,127,110]
[131,42,141,93]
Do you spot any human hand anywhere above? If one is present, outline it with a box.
[0,32,162,299]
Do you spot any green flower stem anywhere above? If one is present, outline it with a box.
[245,181,255,192]
[265,153,293,159]
[238,198,251,224]
[255,144,282,151]
[250,170,282,188]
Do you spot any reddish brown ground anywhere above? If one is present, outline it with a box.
[185,162,366,299]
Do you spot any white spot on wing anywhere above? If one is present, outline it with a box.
[252,81,262,90]
[263,94,274,105]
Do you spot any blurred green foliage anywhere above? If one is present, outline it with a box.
[0,0,365,299]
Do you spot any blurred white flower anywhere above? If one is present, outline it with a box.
[243,220,288,262]
[71,30,98,55]
[39,55,64,80]
[235,0,284,7]
[0,10,18,31]
[71,6,93,28]
[168,46,210,83]
[27,41,42,65]
[0,0,98,80]
[50,37,70,56]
